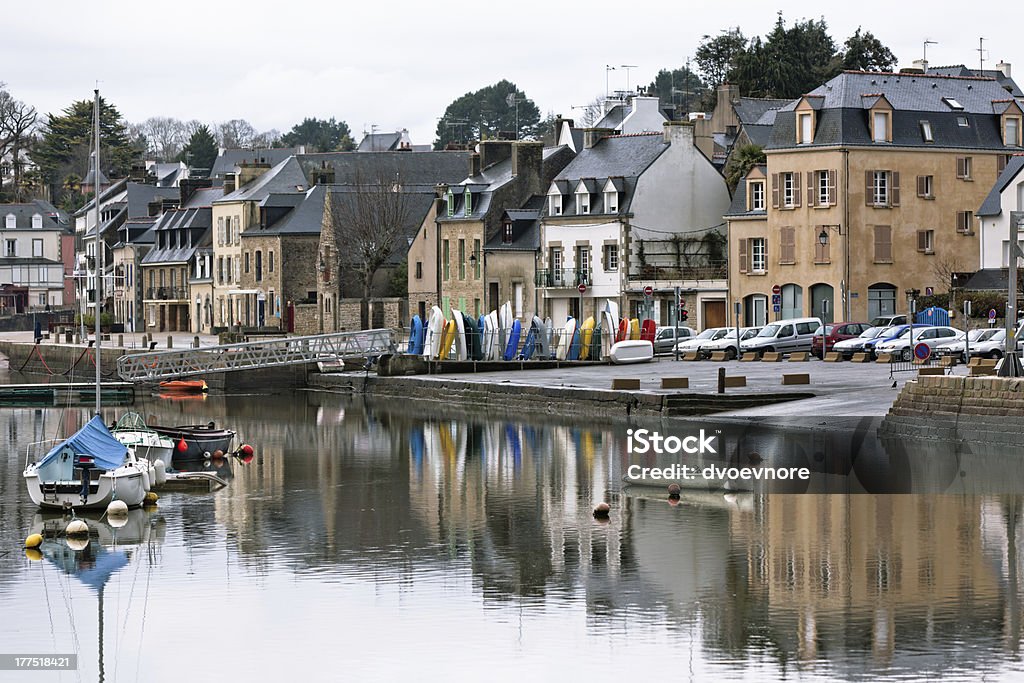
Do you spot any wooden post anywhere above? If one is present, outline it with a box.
[717,366,725,394]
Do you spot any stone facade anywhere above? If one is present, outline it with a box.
[407,199,441,321]
[237,233,319,331]
[484,250,538,321]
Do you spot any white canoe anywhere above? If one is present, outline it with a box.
[487,311,500,360]
[452,310,468,361]
[610,339,654,365]
[424,306,445,360]
[601,310,616,360]
[557,317,576,361]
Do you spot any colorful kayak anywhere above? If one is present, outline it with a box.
[503,319,522,361]
[407,315,424,354]
[520,319,538,360]
[158,380,208,394]
[629,318,641,341]
[640,319,656,342]
[579,316,595,360]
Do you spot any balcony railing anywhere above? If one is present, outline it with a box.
[145,287,189,301]
[535,268,592,288]
[628,262,727,281]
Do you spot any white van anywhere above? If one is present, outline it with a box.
[740,317,822,355]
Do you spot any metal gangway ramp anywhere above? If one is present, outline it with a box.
[116,329,395,382]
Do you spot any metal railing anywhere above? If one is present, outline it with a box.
[116,329,396,382]
[535,268,592,288]
[145,287,189,301]
[628,262,727,281]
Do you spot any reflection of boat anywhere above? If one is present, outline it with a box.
[111,412,174,466]
[622,483,755,512]
[23,416,148,510]
[158,379,208,394]
[150,422,236,461]
[157,391,209,402]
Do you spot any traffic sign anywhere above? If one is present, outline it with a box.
[771,294,781,305]
[989,308,998,320]
[578,283,587,294]
[913,342,931,361]
[643,285,653,297]
[772,304,781,313]
[772,284,781,295]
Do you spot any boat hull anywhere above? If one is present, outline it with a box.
[24,467,147,510]
[610,340,654,364]
[151,425,236,462]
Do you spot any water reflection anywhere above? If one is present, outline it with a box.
[0,396,1022,680]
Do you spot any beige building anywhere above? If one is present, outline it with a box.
[727,69,1022,325]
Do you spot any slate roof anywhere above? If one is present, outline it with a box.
[546,133,667,216]
[357,132,401,152]
[296,150,470,186]
[962,267,1010,291]
[485,197,544,251]
[125,183,179,217]
[141,207,212,265]
[74,177,129,217]
[183,186,223,209]
[978,155,1024,216]
[215,157,309,204]
[324,187,436,266]
[0,200,67,230]
[254,187,323,236]
[595,104,629,130]
[725,165,768,217]
[769,71,1020,151]
[929,65,1023,98]
[209,147,302,179]
[735,97,792,125]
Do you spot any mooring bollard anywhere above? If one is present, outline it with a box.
[167,335,173,349]
[193,336,200,349]
[717,366,725,394]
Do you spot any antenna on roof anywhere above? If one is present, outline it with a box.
[605,65,616,99]
[620,65,638,94]
[978,37,987,73]
[923,39,937,72]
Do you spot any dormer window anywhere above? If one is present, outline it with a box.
[446,189,454,217]
[1005,116,1021,147]
[4,214,14,229]
[576,189,590,214]
[463,188,472,217]
[503,221,513,243]
[920,121,933,143]
[957,116,969,127]
[748,180,766,211]
[798,112,813,144]
[872,111,890,143]
[605,191,617,213]
[31,214,42,229]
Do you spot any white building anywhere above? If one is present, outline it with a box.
[969,155,1024,292]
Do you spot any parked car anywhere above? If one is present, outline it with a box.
[675,327,730,354]
[870,314,908,327]
[653,326,696,354]
[696,326,762,359]
[831,326,892,359]
[935,328,1002,362]
[740,317,822,356]
[811,322,871,358]
[874,325,964,361]
[861,324,927,359]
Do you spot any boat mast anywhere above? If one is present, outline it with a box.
[93,88,102,416]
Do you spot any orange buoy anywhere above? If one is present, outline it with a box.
[177,437,188,452]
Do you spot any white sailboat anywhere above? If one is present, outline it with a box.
[22,89,148,511]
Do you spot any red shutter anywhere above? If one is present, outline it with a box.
[739,238,748,273]
[828,169,837,205]
[793,171,802,207]
[806,172,815,207]
[771,174,779,208]
[865,170,873,206]
[890,171,900,206]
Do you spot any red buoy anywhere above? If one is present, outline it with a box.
[177,437,188,452]
[240,444,254,457]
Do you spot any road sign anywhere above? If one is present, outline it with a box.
[771,294,781,305]
[989,308,998,320]
[578,283,587,294]
[772,284,781,295]
[643,285,653,297]
[925,287,934,296]
[772,304,781,313]
[914,342,931,361]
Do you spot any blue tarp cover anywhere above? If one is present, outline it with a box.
[38,415,129,471]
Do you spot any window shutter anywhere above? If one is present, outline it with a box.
[890,171,900,206]
[916,175,925,197]
[957,211,965,232]
[828,169,837,205]
[865,170,873,206]
[771,174,779,208]
[793,172,802,207]
[806,172,815,207]
[874,225,892,262]
[917,230,928,251]
[739,238,748,273]
[956,157,966,178]
[998,154,1008,173]
[780,227,795,264]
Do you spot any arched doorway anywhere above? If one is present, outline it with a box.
[868,283,897,321]
[743,293,768,326]
[810,283,835,323]
[780,284,803,320]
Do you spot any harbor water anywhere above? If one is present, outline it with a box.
[2,388,1024,681]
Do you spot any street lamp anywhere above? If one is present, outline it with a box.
[817,224,846,320]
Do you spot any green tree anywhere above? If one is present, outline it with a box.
[839,27,897,72]
[178,124,218,177]
[645,65,706,115]
[724,144,766,193]
[732,14,837,98]
[280,117,354,152]
[434,80,541,149]
[695,28,748,90]
[32,96,136,204]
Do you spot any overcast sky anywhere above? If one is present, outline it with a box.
[5,0,1019,148]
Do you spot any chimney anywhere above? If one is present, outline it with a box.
[179,177,213,206]
[998,61,1012,78]
[223,172,237,195]
[912,58,929,73]
[238,161,271,188]
[583,128,615,149]
[718,83,740,110]
[147,199,163,217]
[469,152,481,177]
[479,139,513,169]
[510,141,543,178]
[663,120,695,145]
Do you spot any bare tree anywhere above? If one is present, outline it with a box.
[141,116,186,161]
[575,95,606,127]
[325,165,411,329]
[216,119,257,148]
[0,85,38,200]
[251,128,280,149]
[931,254,964,313]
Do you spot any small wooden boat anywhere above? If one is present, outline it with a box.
[610,339,654,365]
[150,422,236,462]
[158,379,208,394]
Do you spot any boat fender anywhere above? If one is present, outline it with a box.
[592,502,610,519]
[24,533,43,549]
[141,467,151,492]
[177,438,188,452]
[143,492,159,506]
[153,460,167,486]
[65,519,89,537]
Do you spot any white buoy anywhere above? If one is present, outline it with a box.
[153,459,167,486]
[65,518,89,546]
[107,500,129,518]
[141,466,151,492]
